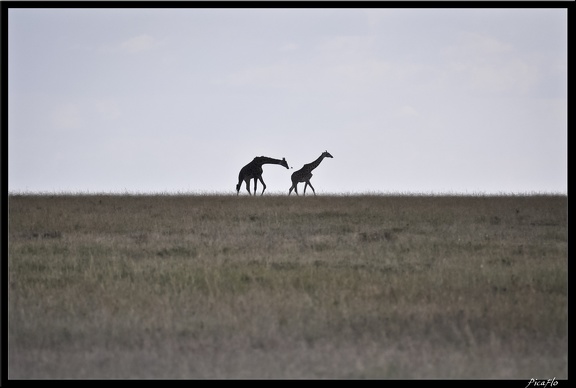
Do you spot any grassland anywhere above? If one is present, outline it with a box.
[7,194,567,379]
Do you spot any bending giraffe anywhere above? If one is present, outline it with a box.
[288,151,333,196]
[236,156,289,195]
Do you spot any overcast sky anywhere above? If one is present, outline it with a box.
[8,7,567,194]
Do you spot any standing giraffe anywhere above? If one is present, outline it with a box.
[288,151,333,196]
[236,156,289,195]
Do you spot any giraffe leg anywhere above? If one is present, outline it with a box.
[237,177,244,195]
[308,180,316,196]
[245,179,251,195]
[303,181,310,196]
[259,177,266,196]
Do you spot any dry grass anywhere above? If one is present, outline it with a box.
[7,194,567,379]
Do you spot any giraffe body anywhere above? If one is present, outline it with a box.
[288,151,333,196]
[236,156,289,195]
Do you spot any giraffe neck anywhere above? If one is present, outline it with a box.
[254,157,285,167]
[306,154,326,171]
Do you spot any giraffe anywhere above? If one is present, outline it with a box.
[236,156,289,195]
[288,151,333,196]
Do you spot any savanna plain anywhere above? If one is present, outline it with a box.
[7,194,567,379]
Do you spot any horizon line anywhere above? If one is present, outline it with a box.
[6,189,568,197]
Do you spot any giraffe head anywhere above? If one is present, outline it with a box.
[323,151,333,158]
[280,157,289,169]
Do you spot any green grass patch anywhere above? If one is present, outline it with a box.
[8,194,567,379]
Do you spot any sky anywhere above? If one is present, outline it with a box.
[7,7,568,195]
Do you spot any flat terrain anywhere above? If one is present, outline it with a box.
[7,194,567,379]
